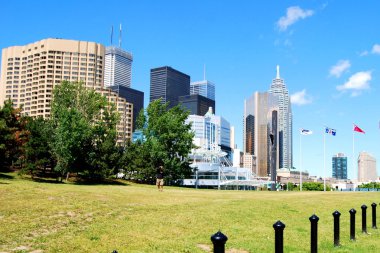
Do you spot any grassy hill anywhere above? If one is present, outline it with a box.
[1,173,380,253]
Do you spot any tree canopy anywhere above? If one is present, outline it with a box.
[125,99,195,183]
[49,81,121,180]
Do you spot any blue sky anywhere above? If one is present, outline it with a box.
[1,0,379,179]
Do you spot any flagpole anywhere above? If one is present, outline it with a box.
[352,124,355,191]
[300,130,302,191]
[323,128,326,192]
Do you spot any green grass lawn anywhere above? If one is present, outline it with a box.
[1,173,380,253]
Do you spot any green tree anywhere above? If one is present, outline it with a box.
[133,99,195,184]
[302,182,331,191]
[50,81,120,180]
[0,100,27,171]
[22,117,54,177]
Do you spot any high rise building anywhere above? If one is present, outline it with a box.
[108,85,144,131]
[243,91,279,176]
[178,94,215,116]
[358,152,377,182]
[190,80,215,100]
[150,66,190,109]
[332,153,347,179]
[268,65,292,170]
[0,38,105,116]
[104,46,133,88]
[0,38,133,145]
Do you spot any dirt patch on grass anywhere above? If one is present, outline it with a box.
[197,244,211,252]
[196,244,249,253]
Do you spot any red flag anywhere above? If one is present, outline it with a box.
[353,124,365,134]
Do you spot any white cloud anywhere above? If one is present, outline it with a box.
[329,60,351,78]
[336,71,372,96]
[277,6,314,31]
[291,89,313,105]
[359,51,368,57]
[372,44,380,54]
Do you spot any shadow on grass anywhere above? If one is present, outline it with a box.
[74,179,129,186]
[27,177,65,184]
[0,173,14,180]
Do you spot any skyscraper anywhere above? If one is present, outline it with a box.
[332,153,347,179]
[268,65,293,170]
[108,85,144,131]
[178,94,215,116]
[358,152,377,182]
[0,38,133,145]
[150,66,190,109]
[0,38,105,117]
[190,80,215,100]
[243,91,279,176]
[104,46,133,88]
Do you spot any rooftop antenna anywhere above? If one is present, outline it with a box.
[276,65,280,79]
[110,25,114,45]
[119,23,122,48]
[203,64,206,81]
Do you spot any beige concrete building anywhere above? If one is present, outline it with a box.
[243,153,256,174]
[358,151,377,182]
[0,38,133,145]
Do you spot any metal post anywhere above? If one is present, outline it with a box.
[349,208,356,241]
[372,203,377,229]
[211,231,228,253]
[273,220,285,253]
[309,214,319,253]
[332,211,341,247]
[361,205,367,234]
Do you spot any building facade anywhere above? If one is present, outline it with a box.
[186,107,231,156]
[100,88,133,145]
[332,153,347,179]
[108,85,144,131]
[178,94,215,116]
[190,80,215,100]
[243,91,279,177]
[150,66,190,109]
[268,65,292,170]
[0,38,133,145]
[0,38,105,117]
[358,151,377,182]
[104,46,133,88]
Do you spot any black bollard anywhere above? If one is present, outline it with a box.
[211,231,228,253]
[273,220,286,253]
[349,208,356,241]
[361,205,367,234]
[332,211,341,247]
[371,203,377,229]
[309,214,319,253]
[112,251,118,253]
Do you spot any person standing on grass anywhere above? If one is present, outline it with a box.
[156,165,164,191]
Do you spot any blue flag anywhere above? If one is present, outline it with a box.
[325,127,336,136]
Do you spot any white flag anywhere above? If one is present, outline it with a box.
[300,129,313,135]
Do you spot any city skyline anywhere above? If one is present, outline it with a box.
[1,1,380,179]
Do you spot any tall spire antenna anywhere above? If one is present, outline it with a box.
[111,25,114,45]
[119,23,122,48]
[203,64,206,81]
[276,65,280,79]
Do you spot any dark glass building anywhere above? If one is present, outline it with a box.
[332,153,348,179]
[245,114,255,155]
[178,94,215,116]
[150,66,190,109]
[108,85,144,131]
